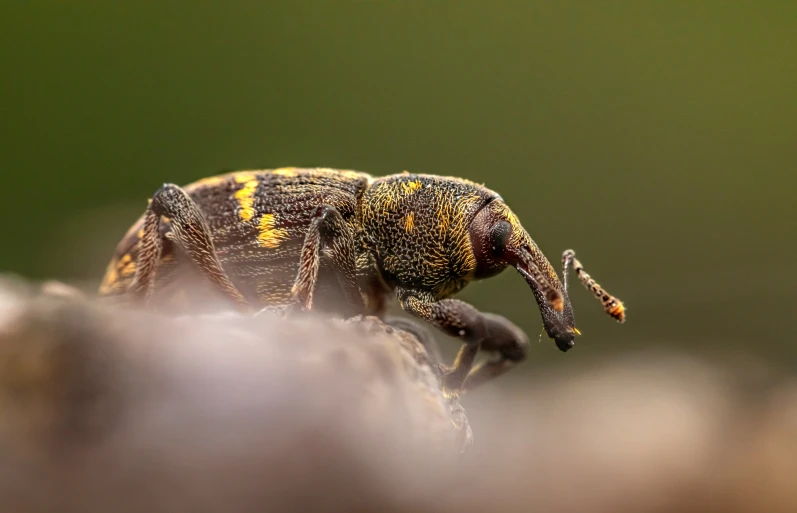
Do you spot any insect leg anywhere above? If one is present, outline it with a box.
[128,208,162,302]
[132,183,250,310]
[291,205,365,312]
[397,290,493,393]
[460,313,528,392]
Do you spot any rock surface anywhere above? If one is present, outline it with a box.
[1,276,796,513]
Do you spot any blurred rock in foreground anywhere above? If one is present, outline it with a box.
[0,276,795,513]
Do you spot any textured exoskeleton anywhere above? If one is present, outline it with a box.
[100,168,625,392]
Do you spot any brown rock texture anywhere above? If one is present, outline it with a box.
[0,276,796,513]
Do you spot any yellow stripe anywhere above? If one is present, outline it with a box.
[272,167,297,177]
[257,213,289,248]
[234,173,259,222]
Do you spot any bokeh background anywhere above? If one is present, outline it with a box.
[2,1,795,370]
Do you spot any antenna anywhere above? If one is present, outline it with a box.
[562,249,626,323]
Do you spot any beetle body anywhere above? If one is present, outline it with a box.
[102,168,375,315]
[100,167,625,392]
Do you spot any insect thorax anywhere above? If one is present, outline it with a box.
[361,173,498,297]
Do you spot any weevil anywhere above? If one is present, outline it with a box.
[99,168,625,392]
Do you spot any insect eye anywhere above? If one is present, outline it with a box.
[489,220,513,257]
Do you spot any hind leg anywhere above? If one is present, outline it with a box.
[130,184,250,311]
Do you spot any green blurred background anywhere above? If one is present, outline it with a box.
[1,1,795,368]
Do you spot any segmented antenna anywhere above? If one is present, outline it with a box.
[562,249,625,323]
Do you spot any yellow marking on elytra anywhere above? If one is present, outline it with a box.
[401,180,422,194]
[103,253,138,283]
[404,211,415,232]
[257,213,289,248]
[99,260,119,293]
[234,173,259,222]
[272,167,297,177]
[193,175,227,188]
[119,259,137,277]
[137,228,145,239]
[234,172,257,184]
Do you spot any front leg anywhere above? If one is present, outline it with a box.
[397,290,528,394]
[460,313,529,393]
[397,291,484,393]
